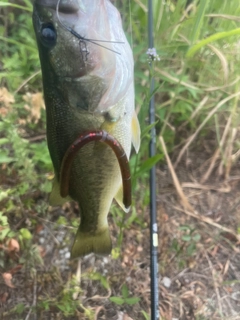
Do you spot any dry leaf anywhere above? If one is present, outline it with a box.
[0,87,15,106]
[0,292,9,303]
[2,273,15,288]
[7,239,20,253]
[223,259,230,276]
[35,224,44,234]
[117,312,134,320]
[23,92,45,124]
[8,264,23,275]
[38,245,46,258]
[0,87,15,116]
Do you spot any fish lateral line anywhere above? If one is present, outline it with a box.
[56,0,124,55]
[60,130,131,209]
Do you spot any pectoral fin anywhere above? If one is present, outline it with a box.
[49,177,72,206]
[131,111,141,153]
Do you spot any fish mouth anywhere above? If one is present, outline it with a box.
[34,0,79,13]
[63,69,89,81]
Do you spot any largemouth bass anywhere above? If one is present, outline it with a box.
[32,0,140,258]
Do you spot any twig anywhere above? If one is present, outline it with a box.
[222,294,238,317]
[201,113,232,183]
[178,95,209,131]
[85,288,112,302]
[156,67,199,91]
[206,14,240,22]
[28,134,46,142]
[42,223,60,245]
[181,182,231,193]
[172,205,240,241]
[231,149,240,162]
[14,70,41,94]
[94,306,105,320]
[133,0,147,12]
[36,216,76,230]
[174,91,240,168]
[25,271,37,320]
[159,136,194,212]
[200,76,240,92]
[73,259,81,300]
[207,44,229,82]
[205,251,222,315]
[222,127,237,180]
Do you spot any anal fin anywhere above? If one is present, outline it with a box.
[49,177,72,206]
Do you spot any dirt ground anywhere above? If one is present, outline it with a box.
[158,148,240,320]
[1,145,240,320]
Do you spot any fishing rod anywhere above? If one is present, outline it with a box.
[148,0,159,319]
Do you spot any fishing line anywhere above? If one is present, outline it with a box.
[56,0,124,55]
[148,0,160,319]
[128,0,133,49]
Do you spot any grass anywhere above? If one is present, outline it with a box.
[1,0,240,318]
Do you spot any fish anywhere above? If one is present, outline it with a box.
[32,0,140,258]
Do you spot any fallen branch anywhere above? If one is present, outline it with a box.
[159,135,194,212]
[172,205,240,242]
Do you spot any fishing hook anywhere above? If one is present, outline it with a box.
[59,130,131,211]
[56,0,125,56]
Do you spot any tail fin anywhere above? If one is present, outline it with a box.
[71,227,112,259]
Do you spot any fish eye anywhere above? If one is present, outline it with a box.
[40,23,57,48]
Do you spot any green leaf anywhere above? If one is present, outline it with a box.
[192,233,201,242]
[190,0,210,45]
[19,228,32,240]
[187,242,196,256]
[0,228,10,240]
[109,297,125,305]
[57,216,68,225]
[179,225,191,231]
[16,303,25,314]
[149,84,161,100]
[141,310,150,320]
[17,182,30,196]
[58,304,67,312]
[141,121,159,139]
[89,272,110,290]
[121,284,129,299]
[100,276,110,290]
[0,138,9,145]
[135,154,163,177]
[0,36,36,52]
[182,235,191,242]
[42,301,50,311]
[0,151,14,164]
[0,2,32,11]
[0,212,8,225]
[187,28,240,58]
[125,297,140,305]
[171,238,180,252]
[0,190,8,201]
